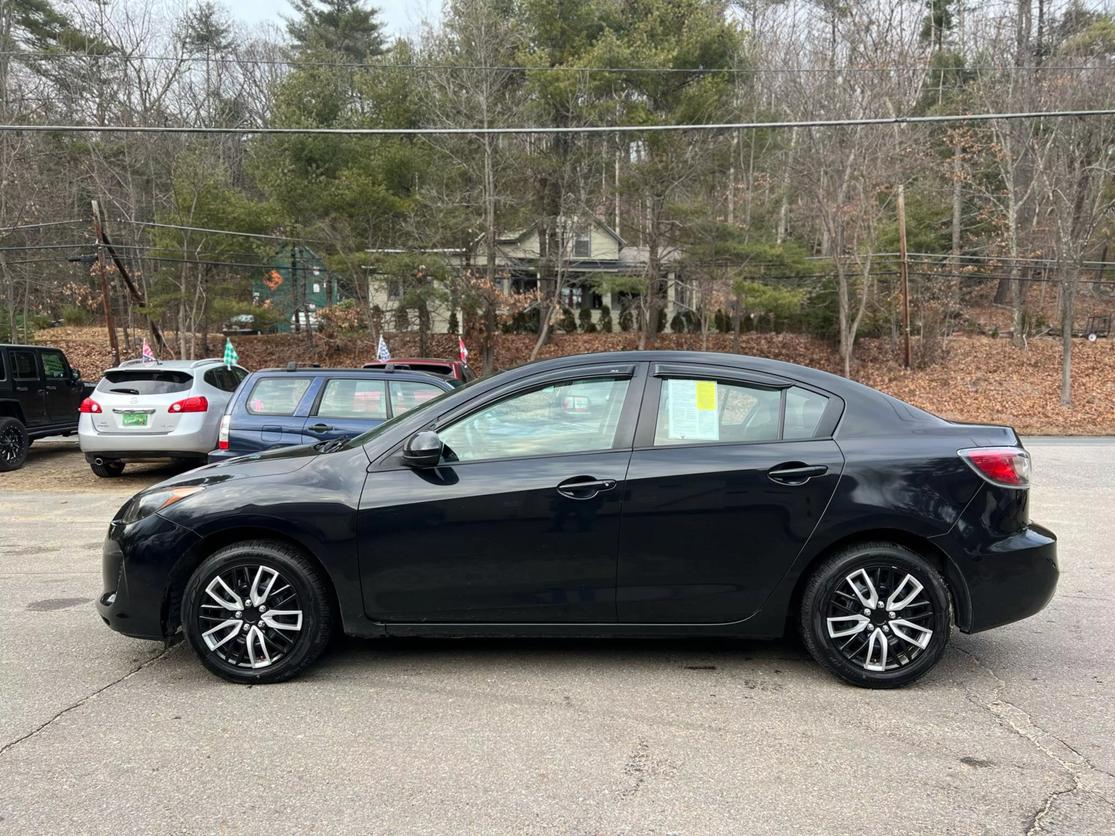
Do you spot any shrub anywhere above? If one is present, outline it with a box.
[599,304,613,333]
[62,305,93,326]
[578,308,597,333]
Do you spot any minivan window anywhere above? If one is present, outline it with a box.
[246,377,312,415]
[97,370,193,395]
[12,350,38,380]
[317,379,387,420]
[654,378,782,446]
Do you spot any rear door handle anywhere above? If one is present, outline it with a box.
[556,476,617,499]
[767,463,828,485]
[306,423,335,433]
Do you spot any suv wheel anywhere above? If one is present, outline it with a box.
[0,417,29,471]
[182,541,334,684]
[90,460,125,478]
[801,542,951,689]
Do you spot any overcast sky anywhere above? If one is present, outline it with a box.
[228,0,442,38]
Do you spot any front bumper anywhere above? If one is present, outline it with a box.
[97,512,202,640]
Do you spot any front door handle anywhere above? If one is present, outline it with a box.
[767,463,828,485]
[306,423,334,433]
[556,476,617,500]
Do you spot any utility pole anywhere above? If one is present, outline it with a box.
[92,201,168,355]
[897,184,911,370]
[290,242,300,334]
[94,224,120,367]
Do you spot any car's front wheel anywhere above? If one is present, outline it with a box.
[801,542,950,689]
[182,541,333,684]
[0,417,29,471]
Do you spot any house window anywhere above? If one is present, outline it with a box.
[573,226,591,258]
[387,279,404,299]
[561,285,583,309]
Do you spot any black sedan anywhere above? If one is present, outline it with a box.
[97,351,1057,688]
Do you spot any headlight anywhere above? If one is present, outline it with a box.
[122,485,205,524]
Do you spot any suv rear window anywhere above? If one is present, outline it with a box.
[97,370,193,395]
[246,377,312,415]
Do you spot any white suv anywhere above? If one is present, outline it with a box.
[78,358,248,477]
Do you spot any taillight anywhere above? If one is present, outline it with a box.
[169,396,208,414]
[959,447,1031,489]
[79,398,102,414]
[218,414,230,450]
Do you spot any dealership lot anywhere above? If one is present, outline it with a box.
[1,439,1113,834]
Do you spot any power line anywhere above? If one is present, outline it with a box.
[2,108,1114,136]
[3,50,1113,75]
[0,219,86,233]
[128,220,319,243]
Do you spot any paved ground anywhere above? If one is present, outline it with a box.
[0,439,1113,834]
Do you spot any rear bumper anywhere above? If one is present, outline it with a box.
[78,414,217,457]
[97,513,201,641]
[934,522,1058,633]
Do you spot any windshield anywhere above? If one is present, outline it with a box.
[342,379,474,449]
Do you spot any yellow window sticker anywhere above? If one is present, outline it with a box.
[695,380,717,411]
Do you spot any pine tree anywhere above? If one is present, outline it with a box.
[285,0,387,60]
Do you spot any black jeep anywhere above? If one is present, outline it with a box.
[0,344,90,471]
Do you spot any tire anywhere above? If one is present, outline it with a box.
[182,540,334,684]
[90,460,125,478]
[800,542,951,689]
[0,417,29,472]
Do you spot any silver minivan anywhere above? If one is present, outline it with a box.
[78,358,248,477]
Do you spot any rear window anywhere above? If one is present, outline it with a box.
[97,369,193,395]
[783,387,829,440]
[246,377,312,415]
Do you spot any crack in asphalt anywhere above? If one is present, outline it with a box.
[952,644,1115,833]
[0,643,178,759]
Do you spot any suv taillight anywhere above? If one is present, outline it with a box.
[218,414,230,450]
[959,447,1031,489]
[79,398,102,414]
[169,396,208,414]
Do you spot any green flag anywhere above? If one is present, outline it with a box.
[223,338,239,369]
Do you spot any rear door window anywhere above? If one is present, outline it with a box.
[204,367,244,392]
[389,380,444,416]
[653,378,782,446]
[96,370,193,395]
[12,350,39,380]
[246,377,312,415]
[316,379,388,420]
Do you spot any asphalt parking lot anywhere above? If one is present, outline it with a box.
[1,438,1113,834]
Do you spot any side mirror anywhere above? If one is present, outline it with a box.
[71,368,81,381]
[402,430,443,469]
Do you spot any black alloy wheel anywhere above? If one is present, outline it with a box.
[801,542,951,689]
[182,541,333,684]
[0,417,29,472]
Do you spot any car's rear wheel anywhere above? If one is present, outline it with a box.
[182,541,333,684]
[0,417,29,472]
[90,460,125,478]
[801,542,950,689]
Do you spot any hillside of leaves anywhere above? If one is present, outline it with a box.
[41,327,1115,436]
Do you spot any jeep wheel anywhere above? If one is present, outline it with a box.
[0,417,29,471]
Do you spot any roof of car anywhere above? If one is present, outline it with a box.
[251,366,454,383]
[106,358,234,372]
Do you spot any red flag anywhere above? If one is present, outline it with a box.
[141,338,156,365]
[458,336,469,364]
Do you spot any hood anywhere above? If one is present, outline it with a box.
[152,443,321,491]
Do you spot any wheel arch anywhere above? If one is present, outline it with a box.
[786,528,972,631]
[164,526,343,635]
[0,401,26,423]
